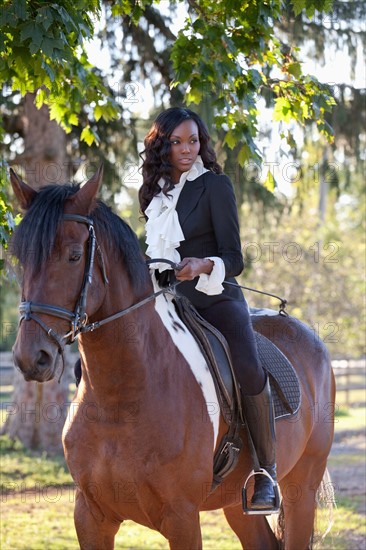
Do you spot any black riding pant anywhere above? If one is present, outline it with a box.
[197,300,266,396]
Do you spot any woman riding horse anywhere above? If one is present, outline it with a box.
[139,107,277,513]
[9,166,335,550]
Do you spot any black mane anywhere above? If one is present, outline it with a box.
[11,183,150,293]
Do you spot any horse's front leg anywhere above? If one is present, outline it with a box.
[160,507,202,550]
[74,490,121,550]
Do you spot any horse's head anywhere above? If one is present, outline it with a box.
[9,167,106,382]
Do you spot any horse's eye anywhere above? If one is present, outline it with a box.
[69,251,82,263]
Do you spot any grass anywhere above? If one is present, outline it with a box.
[0,406,365,549]
[2,492,365,550]
[0,435,243,549]
[1,496,79,550]
[334,406,366,432]
[335,389,366,408]
[328,451,364,466]
[315,495,366,550]
[0,387,14,405]
[1,436,71,487]
[1,498,242,550]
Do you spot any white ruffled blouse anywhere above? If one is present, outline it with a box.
[145,156,225,295]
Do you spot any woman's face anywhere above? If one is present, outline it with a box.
[169,119,201,183]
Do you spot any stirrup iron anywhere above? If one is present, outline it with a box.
[242,468,280,515]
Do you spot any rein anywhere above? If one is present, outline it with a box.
[72,260,181,333]
[223,282,288,316]
[145,259,287,313]
[78,283,180,334]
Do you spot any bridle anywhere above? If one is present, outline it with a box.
[19,215,98,351]
[18,214,179,380]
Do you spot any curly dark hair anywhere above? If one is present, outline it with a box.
[138,107,222,214]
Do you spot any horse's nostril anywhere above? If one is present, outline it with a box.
[38,350,51,367]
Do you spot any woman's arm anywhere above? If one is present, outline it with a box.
[208,174,244,277]
[175,174,243,281]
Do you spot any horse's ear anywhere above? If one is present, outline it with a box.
[9,169,37,210]
[67,165,103,215]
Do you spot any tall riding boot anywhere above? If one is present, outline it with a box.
[242,376,278,511]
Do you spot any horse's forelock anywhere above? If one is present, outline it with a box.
[11,183,80,275]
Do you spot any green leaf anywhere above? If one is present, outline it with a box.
[41,37,56,57]
[55,6,80,36]
[36,7,54,31]
[263,170,276,193]
[35,88,47,108]
[223,130,237,150]
[30,27,44,54]
[68,113,79,126]
[49,102,66,122]
[273,97,293,122]
[94,104,103,122]
[186,83,203,104]
[80,126,99,146]
[291,0,306,16]
[41,60,56,82]
[20,21,41,43]
[248,69,263,89]
[14,0,28,21]
[287,62,302,79]
[305,6,316,18]
[317,119,334,141]
[324,0,333,10]
[238,144,252,167]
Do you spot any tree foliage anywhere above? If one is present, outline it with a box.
[172,0,336,163]
[1,0,119,142]
[277,0,366,177]
[0,0,341,262]
[0,161,20,274]
[1,0,336,151]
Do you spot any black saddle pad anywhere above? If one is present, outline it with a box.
[255,332,301,419]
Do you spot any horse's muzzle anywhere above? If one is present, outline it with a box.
[12,342,60,383]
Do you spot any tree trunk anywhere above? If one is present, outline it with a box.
[16,93,70,186]
[2,93,73,454]
[318,147,329,225]
[1,358,74,454]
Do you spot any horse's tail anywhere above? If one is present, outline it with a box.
[273,468,335,549]
[312,467,336,547]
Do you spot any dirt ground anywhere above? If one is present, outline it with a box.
[330,430,365,510]
[325,428,366,549]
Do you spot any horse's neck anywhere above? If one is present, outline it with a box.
[77,273,159,400]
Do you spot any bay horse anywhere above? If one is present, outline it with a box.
[10,167,335,550]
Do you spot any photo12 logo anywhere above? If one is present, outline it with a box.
[242,241,340,264]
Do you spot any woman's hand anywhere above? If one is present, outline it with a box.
[175,257,214,281]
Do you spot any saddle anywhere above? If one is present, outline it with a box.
[173,295,301,491]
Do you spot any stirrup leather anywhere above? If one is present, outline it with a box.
[242,468,281,515]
